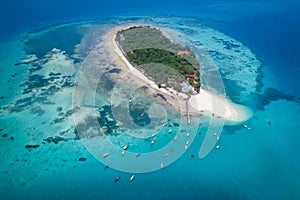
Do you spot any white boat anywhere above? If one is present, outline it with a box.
[215,145,220,149]
[122,150,125,156]
[186,133,190,138]
[102,152,110,158]
[130,175,135,182]
[123,143,129,150]
[160,162,164,168]
[173,135,178,141]
[168,129,172,134]
[242,125,251,130]
[184,145,188,150]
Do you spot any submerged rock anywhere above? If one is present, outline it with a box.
[43,136,67,144]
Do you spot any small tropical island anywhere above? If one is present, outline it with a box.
[102,24,252,124]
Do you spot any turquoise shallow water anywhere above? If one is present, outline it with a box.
[1,3,300,200]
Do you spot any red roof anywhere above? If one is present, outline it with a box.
[185,74,195,78]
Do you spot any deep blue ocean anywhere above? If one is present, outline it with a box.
[0,0,299,199]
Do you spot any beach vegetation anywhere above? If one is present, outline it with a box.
[116,26,201,93]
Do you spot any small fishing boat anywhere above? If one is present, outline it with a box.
[173,135,178,141]
[160,162,164,168]
[130,175,135,182]
[121,150,125,156]
[215,145,220,149]
[164,153,169,157]
[242,124,251,130]
[102,152,110,158]
[186,133,190,138]
[168,129,172,134]
[266,119,272,125]
[114,176,121,183]
[123,143,129,150]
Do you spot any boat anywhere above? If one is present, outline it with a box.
[104,165,109,170]
[164,153,169,157]
[123,143,129,150]
[168,129,172,134]
[102,152,110,158]
[121,150,125,156]
[130,175,135,182]
[186,133,190,138]
[173,135,178,141]
[160,162,164,168]
[114,176,121,183]
[215,145,220,149]
[242,125,251,130]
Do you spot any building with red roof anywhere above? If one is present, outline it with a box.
[185,74,195,78]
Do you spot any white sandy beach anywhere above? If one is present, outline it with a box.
[189,89,252,123]
[108,25,252,123]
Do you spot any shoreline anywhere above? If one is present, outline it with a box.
[107,24,252,124]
